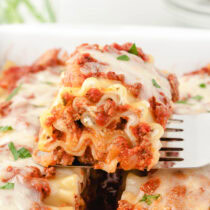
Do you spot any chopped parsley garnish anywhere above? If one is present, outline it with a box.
[128,43,138,55]
[140,194,160,205]
[0,126,13,132]
[8,142,19,160]
[117,55,130,61]
[192,95,203,101]
[152,79,161,88]
[199,83,206,88]
[32,104,45,108]
[6,84,22,101]
[176,100,188,104]
[175,99,193,105]
[0,183,14,190]
[8,142,31,160]
[42,81,55,86]
[17,148,32,159]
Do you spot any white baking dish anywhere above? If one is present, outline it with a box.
[1,25,210,76]
[0,24,209,168]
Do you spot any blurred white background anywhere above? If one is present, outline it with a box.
[1,0,210,28]
[57,0,179,26]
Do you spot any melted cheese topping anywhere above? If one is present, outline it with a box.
[0,177,40,210]
[68,47,172,101]
[175,73,210,114]
[0,68,59,147]
[120,166,210,209]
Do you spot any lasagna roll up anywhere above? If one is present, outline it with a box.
[35,43,178,172]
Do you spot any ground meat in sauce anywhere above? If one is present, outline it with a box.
[0,101,12,116]
[44,167,56,178]
[95,99,117,126]
[52,147,74,166]
[0,49,62,91]
[29,178,51,200]
[117,200,135,210]
[78,147,95,164]
[106,71,125,83]
[77,53,98,66]
[131,123,151,144]
[167,185,187,208]
[1,166,51,200]
[149,96,172,128]
[184,65,210,76]
[167,73,179,102]
[140,178,161,194]
[114,136,153,171]
[127,82,142,98]
[86,88,103,103]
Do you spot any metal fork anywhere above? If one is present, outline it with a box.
[159,113,210,168]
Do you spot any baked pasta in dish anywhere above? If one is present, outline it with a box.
[118,166,210,210]
[35,43,179,172]
[175,64,210,114]
[0,51,87,210]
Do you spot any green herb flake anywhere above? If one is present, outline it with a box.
[0,126,13,132]
[117,55,130,61]
[8,142,19,161]
[17,147,32,159]
[42,81,55,86]
[152,79,161,88]
[140,194,160,205]
[128,43,138,55]
[32,104,45,108]
[8,142,31,160]
[0,183,14,190]
[192,95,203,101]
[176,100,188,104]
[175,99,193,105]
[6,84,22,101]
[199,83,206,88]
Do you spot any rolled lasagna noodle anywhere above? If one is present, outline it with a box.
[118,166,210,209]
[36,43,178,172]
[0,52,87,210]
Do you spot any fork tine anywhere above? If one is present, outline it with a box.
[160,137,183,141]
[168,119,183,123]
[166,128,183,132]
[159,157,184,161]
[160,147,183,151]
